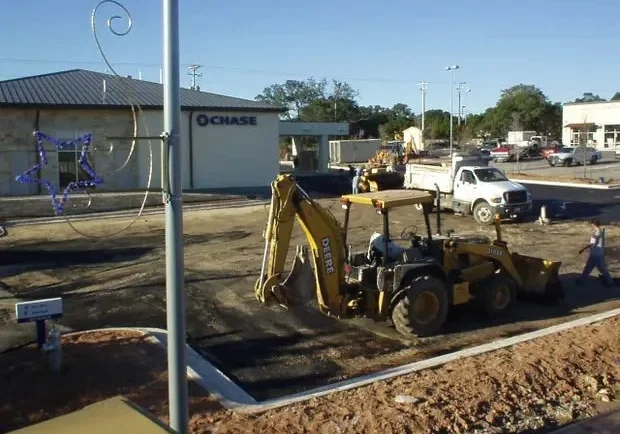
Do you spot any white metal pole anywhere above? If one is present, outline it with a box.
[163,0,188,432]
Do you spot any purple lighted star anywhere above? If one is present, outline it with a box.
[15,131,104,215]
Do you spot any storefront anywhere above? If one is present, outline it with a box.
[563,101,620,150]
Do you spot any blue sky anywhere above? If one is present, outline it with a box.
[1,0,619,114]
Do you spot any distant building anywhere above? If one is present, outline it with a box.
[562,101,620,150]
[402,126,424,150]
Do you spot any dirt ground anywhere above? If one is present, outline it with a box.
[1,199,619,400]
[0,318,618,434]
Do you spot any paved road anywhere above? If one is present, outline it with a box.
[493,156,620,180]
[526,184,620,223]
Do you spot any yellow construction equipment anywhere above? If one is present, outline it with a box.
[255,174,563,339]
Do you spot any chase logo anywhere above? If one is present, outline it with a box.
[196,114,258,127]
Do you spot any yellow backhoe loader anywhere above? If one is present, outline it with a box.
[255,174,563,338]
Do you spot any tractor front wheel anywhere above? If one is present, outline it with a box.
[391,275,449,338]
[478,272,517,316]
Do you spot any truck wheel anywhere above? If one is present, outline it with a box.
[473,201,495,225]
[563,158,572,167]
[547,160,555,167]
[391,275,449,338]
[590,156,598,165]
[478,272,517,316]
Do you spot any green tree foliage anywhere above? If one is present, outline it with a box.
[257,78,565,144]
[574,92,606,103]
[610,92,620,101]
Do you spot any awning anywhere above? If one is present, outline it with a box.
[564,122,597,128]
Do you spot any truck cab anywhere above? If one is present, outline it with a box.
[451,166,532,224]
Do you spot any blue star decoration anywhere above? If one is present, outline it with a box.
[15,131,104,215]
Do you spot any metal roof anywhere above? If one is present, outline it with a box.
[0,69,284,112]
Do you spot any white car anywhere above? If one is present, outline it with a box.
[616,148,620,160]
[547,146,600,166]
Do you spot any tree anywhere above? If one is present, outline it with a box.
[611,92,620,101]
[574,92,606,103]
[256,78,361,122]
[256,78,328,120]
[377,103,416,141]
[483,84,557,136]
[423,110,450,139]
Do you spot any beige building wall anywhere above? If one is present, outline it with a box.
[1,107,280,196]
[0,107,138,196]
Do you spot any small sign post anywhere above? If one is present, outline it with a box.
[15,298,63,348]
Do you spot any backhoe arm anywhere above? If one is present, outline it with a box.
[255,174,347,315]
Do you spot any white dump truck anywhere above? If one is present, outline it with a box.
[403,154,533,224]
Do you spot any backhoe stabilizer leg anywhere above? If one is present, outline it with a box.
[254,246,316,307]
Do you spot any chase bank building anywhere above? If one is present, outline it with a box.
[0,69,284,196]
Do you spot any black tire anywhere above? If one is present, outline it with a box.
[563,158,572,167]
[391,275,449,338]
[478,272,517,317]
[473,201,495,225]
[590,156,598,165]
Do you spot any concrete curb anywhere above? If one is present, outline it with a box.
[3,199,269,227]
[69,308,620,414]
[509,178,620,190]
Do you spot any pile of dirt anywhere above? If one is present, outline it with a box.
[1,316,618,434]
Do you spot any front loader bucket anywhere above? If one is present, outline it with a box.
[511,253,564,301]
[256,245,317,307]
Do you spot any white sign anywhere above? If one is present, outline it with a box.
[15,298,63,323]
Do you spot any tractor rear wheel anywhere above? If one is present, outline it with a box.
[479,272,517,316]
[391,275,449,338]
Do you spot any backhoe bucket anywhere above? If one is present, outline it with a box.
[265,245,316,306]
[511,253,564,301]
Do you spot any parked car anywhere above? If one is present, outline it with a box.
[547,146,600,167]
[541,143,564,159]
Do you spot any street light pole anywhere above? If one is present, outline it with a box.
[445,65,460,157]
[163,0,188,433]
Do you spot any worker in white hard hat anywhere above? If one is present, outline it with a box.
[351,168,362,194]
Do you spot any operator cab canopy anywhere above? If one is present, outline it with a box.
[340,189,434,210]
[340,190,437,263]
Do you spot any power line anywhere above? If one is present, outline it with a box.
[0,56,459,85]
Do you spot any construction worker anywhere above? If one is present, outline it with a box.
[352,168,361,194]
[577,218,615,287]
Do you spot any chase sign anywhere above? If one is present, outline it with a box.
[196,114,257,127]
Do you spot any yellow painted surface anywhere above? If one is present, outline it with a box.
[8,396,173,434]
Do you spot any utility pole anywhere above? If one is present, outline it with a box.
[456,82,467,127]
[445,65,459,157]
[187,64,202,90]
[417,82,428,137]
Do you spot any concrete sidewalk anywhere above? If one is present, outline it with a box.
[549,408,620,433]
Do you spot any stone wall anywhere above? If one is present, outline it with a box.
[0,107,142,196]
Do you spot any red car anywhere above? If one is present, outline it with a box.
[541,144,564,159]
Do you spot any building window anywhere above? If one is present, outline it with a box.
[604,125,620,149]
[570,127,595,146]
[56,130,96,189]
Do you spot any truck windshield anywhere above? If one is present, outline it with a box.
[474,168,508,182]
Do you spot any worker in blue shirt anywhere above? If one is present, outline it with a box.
[352,168,362,194]
[577,218,615,287]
